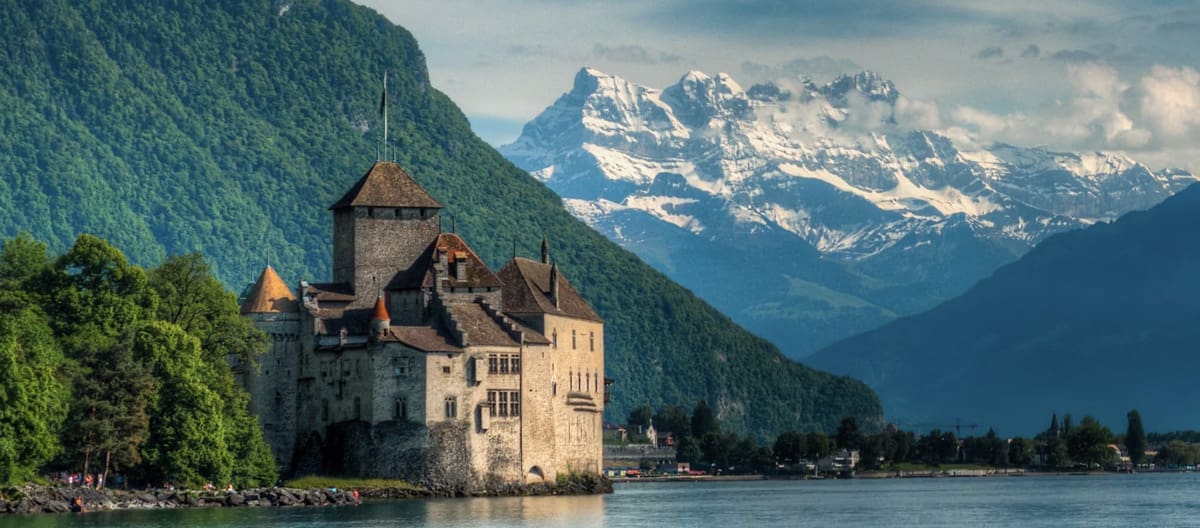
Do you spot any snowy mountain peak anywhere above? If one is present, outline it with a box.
[821,71,899,106]
[500,67,1196,358]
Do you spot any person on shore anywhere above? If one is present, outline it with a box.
[70,496,85,513]
[352,488,360,506]
[225,482,235,493]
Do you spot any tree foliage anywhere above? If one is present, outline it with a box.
[0,0,882,438]
[0,233,275,486]
[1126,409,1146,467]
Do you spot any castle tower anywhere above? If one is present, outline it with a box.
[330,161,443,308]
[240,264,302,472]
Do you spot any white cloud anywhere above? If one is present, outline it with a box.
[1136,65,1200,143]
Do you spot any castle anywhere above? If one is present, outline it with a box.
[238,161,606,487]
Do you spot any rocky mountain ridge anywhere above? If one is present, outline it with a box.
[502,67,1194,357]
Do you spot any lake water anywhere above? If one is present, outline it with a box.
[6,473,1200,527]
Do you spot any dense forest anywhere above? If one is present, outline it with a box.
[0,0,881,437]
[0,233,276,486]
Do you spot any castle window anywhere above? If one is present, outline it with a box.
[498,391,509,417]
[499,355,510,374]
[509,391,520,417]
[442,365,452,375]
[552,381,557,396]
[572,329,577,349]
[577,372,582,391]
[569,370,573,390]
[552,329,558,349]
[354,396,362,420]
[487,391,498,417]
[586,373,591,392]
[444,396,457,419]
[341,359,350,377]
[590,332,595,352]
[488,354,498,374]
[395,398,407,420]
[393,356,411,377]
[511,356,521,374]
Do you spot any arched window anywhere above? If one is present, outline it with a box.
[395,398,407,420]
[572,329,577,349]
[444,396,458,419]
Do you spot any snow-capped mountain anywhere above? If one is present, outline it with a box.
[500,68,1195,358]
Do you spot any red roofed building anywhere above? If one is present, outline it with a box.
[240,161,605,488]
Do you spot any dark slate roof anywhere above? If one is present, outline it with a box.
[240,265,298,314]
[330,161,443,210]
[434,234,503,289]
[498,257,602,322]
[447,303,520,347]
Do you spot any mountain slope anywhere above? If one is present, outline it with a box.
[807,183,1200,434]
[501,68,1194,358]
[0,0,880,436]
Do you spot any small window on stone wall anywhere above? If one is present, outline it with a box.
[442,365,452,375]
[395,398,407,420]
[445,396,458,419]
[590,332,595,352]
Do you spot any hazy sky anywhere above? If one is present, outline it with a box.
[356,0,1200,171]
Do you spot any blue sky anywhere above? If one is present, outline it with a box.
[356,0,1200,170]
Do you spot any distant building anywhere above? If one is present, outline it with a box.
[239,161,606,487]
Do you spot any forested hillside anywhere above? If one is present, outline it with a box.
[0,0,880,437]
[808,183,1200,435]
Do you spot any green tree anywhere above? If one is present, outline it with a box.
[136,321,233,487]
[1066,416,1115,469]
[626,405,653,429]
[836,417,862,450]
[1008,437,1032,467]
[805,432,835,461]
[675,435,702,465]
[653,405,690,436]
[1125,409,1146,468]
[691,400,719,439]
[0,233,49,286]
[773,431,806,466]
[64,337,155,487]
[149,253,265,366]
[0,304,69,484]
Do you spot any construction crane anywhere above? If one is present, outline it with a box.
[892,418,980,438]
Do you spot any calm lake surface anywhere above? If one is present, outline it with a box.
[7,473,1200,527]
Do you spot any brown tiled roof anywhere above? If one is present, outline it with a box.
[330,161,443,210]
[385,326,462,353]
[435,234,503,289]
[240,266,298,314]
[498,258,602,322]
[446,303,520,347]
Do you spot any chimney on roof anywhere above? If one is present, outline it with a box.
[541,237,549,264]
[549,261,560,310]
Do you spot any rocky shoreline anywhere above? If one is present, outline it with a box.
[1,474,613,515]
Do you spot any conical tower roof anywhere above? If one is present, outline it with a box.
[240,265,298,314]
[371,293,391,321]
[330,161,442,210]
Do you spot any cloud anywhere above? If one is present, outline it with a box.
[591,44,682,64]
[1020,44,1040,58]
[1049,49,1101,62]
[975,46,1004,60]
[741,57,862,83]
[948,63,1200,164]
[1136,65,1200,142]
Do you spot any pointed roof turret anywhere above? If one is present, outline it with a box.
[371,291,391,322]
[240,265,298,314]
[541,237,549,264]
[330,161,442,210]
